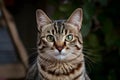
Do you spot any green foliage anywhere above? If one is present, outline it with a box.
[81,1,95,37]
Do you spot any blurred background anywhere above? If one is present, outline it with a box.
[0,0,120,80]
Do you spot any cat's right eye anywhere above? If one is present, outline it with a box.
[65,34,73,42]
[46,35,54,42]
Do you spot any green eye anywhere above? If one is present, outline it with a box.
[46,35,54,42]
[65,34,73,42]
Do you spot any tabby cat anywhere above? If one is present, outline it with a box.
[26,8,90,80]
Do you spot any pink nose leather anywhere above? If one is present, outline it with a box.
[56,46,63,52]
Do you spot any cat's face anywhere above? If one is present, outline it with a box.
[36,8,83,61]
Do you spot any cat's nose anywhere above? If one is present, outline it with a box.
[56,46,64,52]
[54,42,65,52]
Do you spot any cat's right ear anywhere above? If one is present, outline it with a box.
[36,9,52,30]
[67,8,83,30]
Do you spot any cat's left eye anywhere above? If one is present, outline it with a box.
[46,35,54,42]
[65,34,73,42]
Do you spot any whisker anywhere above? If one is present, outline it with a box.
[84,55,96,64]
[82,47,98,73]
[85,58,94,73]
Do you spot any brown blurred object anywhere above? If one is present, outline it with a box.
[0,0,28,79]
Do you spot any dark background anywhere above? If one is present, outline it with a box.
[4,0,120,80]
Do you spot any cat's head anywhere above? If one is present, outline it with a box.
[36,8,83,61]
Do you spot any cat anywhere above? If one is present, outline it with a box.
[26,8,90,80]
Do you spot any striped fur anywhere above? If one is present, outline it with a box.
[26,8,90,80]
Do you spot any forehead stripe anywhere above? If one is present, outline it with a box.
[57,21,62,34]
[51,29,54,35]
[53,21,65,34]
[53,22,57,33]
[61,23,65,33]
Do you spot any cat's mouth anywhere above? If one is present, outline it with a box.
[54,52,68,60]
[50,49,76,60]
[55,52,66,56]
[54,54,67,60]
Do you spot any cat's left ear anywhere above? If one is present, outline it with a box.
[36,9,52,30]
[67,8,83,30]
